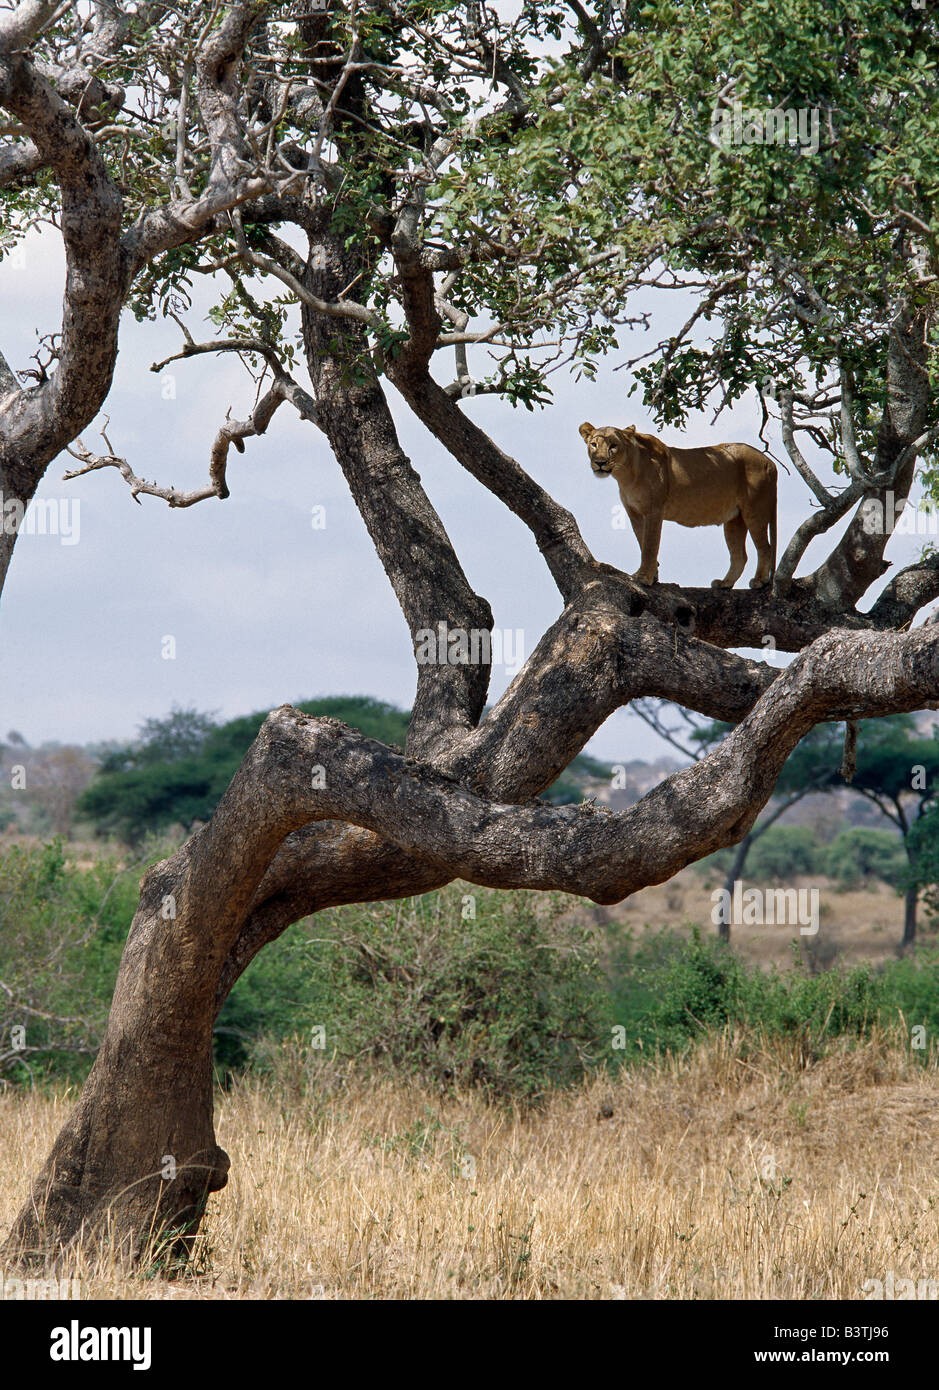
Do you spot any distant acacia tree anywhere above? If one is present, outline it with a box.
[909,806,939,927]
[831,716,939,946]
[25,744,96,836]
[3,0,939,1269]
[634,701,835,942]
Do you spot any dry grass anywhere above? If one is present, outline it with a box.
[589,869,936,970]
[3,1033,938,1300]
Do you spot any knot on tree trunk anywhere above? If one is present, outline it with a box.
[202,1144,231,1193]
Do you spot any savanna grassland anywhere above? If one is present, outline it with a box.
[3,848,939,1301]
[3,1030,937,1300]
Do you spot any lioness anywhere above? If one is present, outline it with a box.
[579,422,777,589]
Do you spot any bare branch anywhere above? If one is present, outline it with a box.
[777,389,834,507]
[0,0,65,52]
[65,339,319,505]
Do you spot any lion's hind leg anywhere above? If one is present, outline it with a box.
[745,512,774,588]
[712,513,747,589]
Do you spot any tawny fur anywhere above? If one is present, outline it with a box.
[579,422,777,589]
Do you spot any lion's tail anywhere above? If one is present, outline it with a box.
[770,472,778,577]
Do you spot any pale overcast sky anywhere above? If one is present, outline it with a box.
[1,226,934,764]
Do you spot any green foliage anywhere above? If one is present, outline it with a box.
[701,826,824,882]
[78,696,411,844]
[6,846,939,1095]
[824,828,908,891]
[845,716,939,808]
[909,805,939,918]
[224,885,610,1102]
[747,826,823,881]
[874,949,939,1041]
[608,927,891,1060]
[0,842,149,1082]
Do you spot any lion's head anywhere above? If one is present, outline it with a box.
[578,422,637,476]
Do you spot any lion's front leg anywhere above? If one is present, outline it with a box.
[632,513,662,585]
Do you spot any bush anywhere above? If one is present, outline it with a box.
[607,927,888,1058]
[746,826,823,881]
[0,839,176,1084]
[7,844,938,1097]
[222,885,611,1101]
[824,828,907,890]
[695,825,824,883]
[877,949,939,1040]
[908,806,939,919]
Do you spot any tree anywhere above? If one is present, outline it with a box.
[79,697,410,841]
[132,707,220,767]
[744,714,938,946]
[721,712,939,945]
[909,805,939,925]
[634,702,837,942]
[3,0,939,1268]
[674,709,939,947]
[830,716,939,946]
[23,744,97,837]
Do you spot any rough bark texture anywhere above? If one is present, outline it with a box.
[3,0,939,1269]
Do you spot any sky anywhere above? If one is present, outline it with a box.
[0,225,935,765]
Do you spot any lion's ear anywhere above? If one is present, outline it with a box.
[578,422,595,441]
[623,424,636,435]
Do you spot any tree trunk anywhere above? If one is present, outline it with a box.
[718,834,753,943]
[5,864,230,1269]
[902,880,918,949]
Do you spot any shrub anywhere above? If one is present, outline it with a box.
[908,807,939,918]
[877,949,939,1041]
[695,825,824,883]
[0,839,175,1084]
[746,826,823,881]
[223,885,611,1102]
[607,927,888,1058]
[824,827,907,890]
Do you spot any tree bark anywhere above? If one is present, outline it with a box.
[6,619,939,1266]
[902,880,918,949]
[718,834,752,943]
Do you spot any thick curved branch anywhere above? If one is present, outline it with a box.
[0,133,42,183]
[390,364,595,600]
[0,52,122,466]
[868,554,939,629]
[300,235,495,758]
[809,305,930,606]
[207,622,939,932]
[0,0,61,51]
